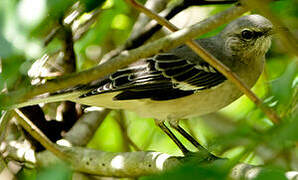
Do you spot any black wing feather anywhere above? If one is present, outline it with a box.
[79,53,226,100]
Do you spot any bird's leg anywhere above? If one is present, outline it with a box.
[169,120,219,161]
[169,122,206,151]
[154,119,189,155]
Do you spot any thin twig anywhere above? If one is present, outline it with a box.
[0,111,13,143]
[124,0,280,124]
[44,26,62,46]
[63,109,111,146]
[101,0,169,70]
[13,109,70,161]
[102,0,238,63]
[124,0,237,51]
[129,0,169,39]
[0,154,8,174]
[115,110,141,151]
[114,111,131,152]
[73,8,102,41]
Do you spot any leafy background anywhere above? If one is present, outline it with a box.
[0,0,297,179]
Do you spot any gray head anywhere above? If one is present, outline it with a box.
[220,15,273,60]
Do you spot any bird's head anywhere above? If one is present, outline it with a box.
[220,14,273,61]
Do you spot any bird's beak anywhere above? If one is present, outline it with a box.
[268,25,292,36]
[265,27,275,36]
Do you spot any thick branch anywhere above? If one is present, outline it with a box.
[3,143,298,179]
[1,109,296,178]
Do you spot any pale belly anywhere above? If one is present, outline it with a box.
[75,80,243,120]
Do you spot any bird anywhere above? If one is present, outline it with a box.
[12,14,274,155]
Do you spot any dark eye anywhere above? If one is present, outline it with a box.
[241,30,254,40]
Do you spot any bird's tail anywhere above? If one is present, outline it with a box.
[8,91,84,109]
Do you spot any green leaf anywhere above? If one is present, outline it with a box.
[46,0,75,20]
[142,159,230,180]
[36,163,72,180]
[270,60,297,110]
[16,168,37,180]
[255,167,287,180]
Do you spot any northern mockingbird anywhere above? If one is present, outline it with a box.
[13,14,273,155]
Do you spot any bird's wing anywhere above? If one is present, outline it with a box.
[79,53,226,101]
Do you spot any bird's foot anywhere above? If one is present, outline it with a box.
[181,150,221,164]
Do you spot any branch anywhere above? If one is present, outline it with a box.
[0,111,13,142]
[3,143,298,179]
[124,0,238,51]
[13,109,70,161]
[114,110,141,151]
[124,0,280,124]
[63,108,111,146]
[73,8,102,41]
[19,22,79,152]
[230,163,298,180]
[5,143,180,177]
[129,0,169,39]
[1,111,296,178]
[101,0,169,63]
[3,4,248,108]
[45,3,103,46]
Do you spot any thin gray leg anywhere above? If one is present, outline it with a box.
[168,119,207,151]
[154,119,189,155]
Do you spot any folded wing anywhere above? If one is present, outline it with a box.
[79,53,226,101]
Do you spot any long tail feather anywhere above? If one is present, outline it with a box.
[8,91,84,109]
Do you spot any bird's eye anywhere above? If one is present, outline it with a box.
[241,30,254,40]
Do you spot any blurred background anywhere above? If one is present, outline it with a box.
[0,0,297,179]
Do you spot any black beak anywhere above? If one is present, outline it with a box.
[267,26,285,36]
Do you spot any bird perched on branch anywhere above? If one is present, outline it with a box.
[12,14,273,155]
